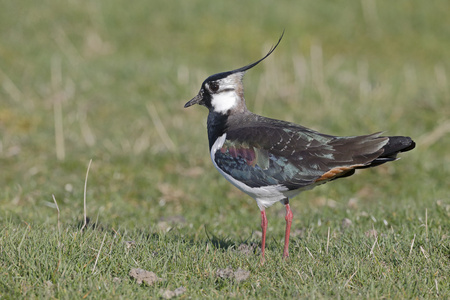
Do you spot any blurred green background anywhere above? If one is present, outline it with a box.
[1,0,448,225]
[0,0,449,298]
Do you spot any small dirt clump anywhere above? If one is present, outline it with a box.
[216,266,250,283]
[129,268,162,285]
[161,286,186,299]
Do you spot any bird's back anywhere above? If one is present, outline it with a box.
[213,112,415,193]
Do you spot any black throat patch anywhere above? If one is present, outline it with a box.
[207,111,229,150]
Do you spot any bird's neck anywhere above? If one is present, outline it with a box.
[207,111,229,151]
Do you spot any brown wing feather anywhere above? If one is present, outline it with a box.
[314,164,364,182]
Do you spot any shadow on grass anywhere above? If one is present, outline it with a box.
[71,216,265,256]
[205,227,237,250]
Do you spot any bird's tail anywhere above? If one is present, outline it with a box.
[381,136,416,157]
[358,136,415,168]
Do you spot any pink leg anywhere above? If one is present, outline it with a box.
[283,202,293,258]
[260,210,268,263]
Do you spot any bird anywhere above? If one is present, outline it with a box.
[184,33,415,261]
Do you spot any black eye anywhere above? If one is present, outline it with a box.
[209,81,219,93]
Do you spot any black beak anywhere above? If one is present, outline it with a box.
[184,90,203,108]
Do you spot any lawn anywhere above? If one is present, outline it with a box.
[1,0,449,298]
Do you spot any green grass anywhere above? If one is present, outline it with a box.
[1,0,449,298]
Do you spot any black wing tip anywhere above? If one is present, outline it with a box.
[376,136,415,160]
[387,136,416,153]
[402,139,416,152]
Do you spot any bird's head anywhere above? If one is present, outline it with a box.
[184,32,284,115]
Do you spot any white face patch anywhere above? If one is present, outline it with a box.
[210,90,238,113]
[207,72,244,114]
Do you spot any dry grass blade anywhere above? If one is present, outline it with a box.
[305,246,315,260]
[344,269,358,288]
[52,194,60,232]
[435,279,439,296]
[361,0,381,36]
[92,232,107,274]
[17,223,31,257]
[146,103,176,152]
[52,56,65,161]
[370,236,378,256]
[0,67,22,102]
[81,159,93,232]
[78,111,96,146]
[420,246,430,260]
[409,234,416,256]
[418,120,450,148]
[326,227,330,254]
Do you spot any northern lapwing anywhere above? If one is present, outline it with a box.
[184,33,415,261]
